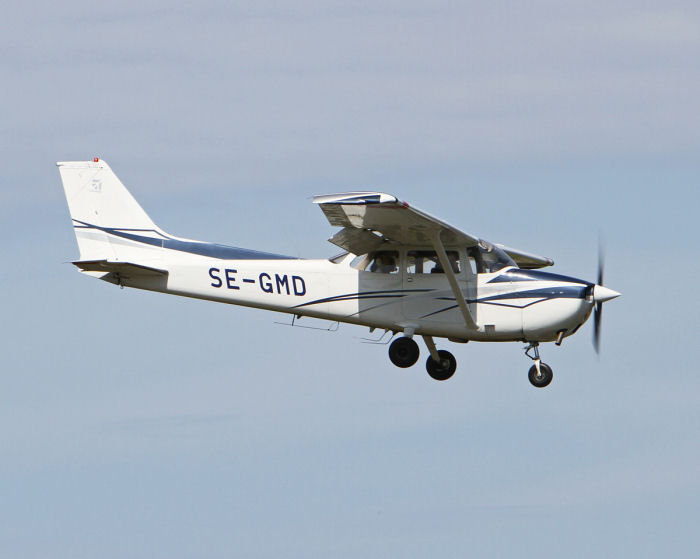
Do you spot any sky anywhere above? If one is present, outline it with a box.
[1,1,699,557]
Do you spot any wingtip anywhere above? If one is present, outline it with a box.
[312,192,398,205]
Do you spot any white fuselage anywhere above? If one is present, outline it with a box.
[118,250,594,343]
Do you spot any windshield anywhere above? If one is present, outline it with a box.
[468,240,516,273]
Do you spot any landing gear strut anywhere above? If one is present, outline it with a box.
[524,342,553,388]
[388,336,420,368]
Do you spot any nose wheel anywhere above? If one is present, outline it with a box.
[524,342,553,388]
[528,362,553,388]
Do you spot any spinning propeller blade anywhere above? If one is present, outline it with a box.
[592,240,620,353]
[594,241,604,353]
[593,301,603,354]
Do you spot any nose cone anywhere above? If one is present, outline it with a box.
[593,285,620,303]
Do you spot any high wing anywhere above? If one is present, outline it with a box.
[313,191,553,269]
[313,191,479,250]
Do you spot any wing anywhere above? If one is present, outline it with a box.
[313,191,479,249]
[313,191,553,268]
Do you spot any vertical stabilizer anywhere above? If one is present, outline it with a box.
[57,159,162,261]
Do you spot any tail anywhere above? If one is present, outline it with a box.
[57,159,164,262]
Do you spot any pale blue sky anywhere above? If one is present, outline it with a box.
[1,1,699,557]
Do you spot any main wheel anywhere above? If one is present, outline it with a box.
[528,362,553,388]
[426,350,457,381]
[389,337,420,368]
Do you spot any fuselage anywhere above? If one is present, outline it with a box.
[117,249,596,343]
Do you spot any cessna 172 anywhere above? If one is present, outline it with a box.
[58,159,619,387]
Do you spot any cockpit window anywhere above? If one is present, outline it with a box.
[468,240,516,273]
[351,251,400,274]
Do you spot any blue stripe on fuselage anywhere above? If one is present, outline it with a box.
[73,220,296,260]
[419,284,589,318]
[477,285,589,303]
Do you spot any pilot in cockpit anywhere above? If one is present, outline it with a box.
[371,252,398,273]
[431,251,460,274]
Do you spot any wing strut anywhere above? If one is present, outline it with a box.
[431,231,478,331]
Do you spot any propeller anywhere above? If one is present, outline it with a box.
[593,242,604,354]
[592,239,620,353]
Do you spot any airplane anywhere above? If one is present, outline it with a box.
[57,158,620,387]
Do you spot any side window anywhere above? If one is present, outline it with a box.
[366,251,399,274]
[407,251,461,274]
[466,256,477,274]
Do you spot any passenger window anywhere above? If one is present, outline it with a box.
[366,251,399,274]
[407,251,461,274]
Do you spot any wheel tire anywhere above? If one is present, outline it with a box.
[426,350,457,381]
[388,337,420,368]
[528,362,553,388]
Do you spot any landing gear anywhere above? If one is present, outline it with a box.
[528,362,553,388]
[423,335,456,381]
[387,334,457,381]
[389,336,420,368]
[524,342,553,388]
[426,350,457,381]
[387,334,458,381]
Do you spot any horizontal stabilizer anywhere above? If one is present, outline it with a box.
[72,260,168,278]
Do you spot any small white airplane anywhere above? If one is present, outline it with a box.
[58,158,619,387]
